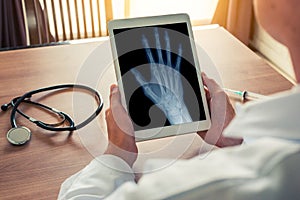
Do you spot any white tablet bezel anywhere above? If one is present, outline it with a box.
[108,13,211,141]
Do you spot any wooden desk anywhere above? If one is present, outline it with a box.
[0,26,293,199]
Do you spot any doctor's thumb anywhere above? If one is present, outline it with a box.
[201,72,222,93]
[110,85,122,108]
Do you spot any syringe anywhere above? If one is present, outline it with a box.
[223,88,268,101]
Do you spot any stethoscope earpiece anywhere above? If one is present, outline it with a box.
[7,127,31,145]
[1,103,10,111]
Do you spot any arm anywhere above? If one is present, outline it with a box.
[58,85,138,199]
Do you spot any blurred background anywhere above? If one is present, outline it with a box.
[0,0,294,82]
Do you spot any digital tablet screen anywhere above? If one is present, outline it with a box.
[112,22,206,132]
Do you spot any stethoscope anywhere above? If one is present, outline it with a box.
[1,84,103,146]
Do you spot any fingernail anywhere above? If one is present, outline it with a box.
[111,86,118,94]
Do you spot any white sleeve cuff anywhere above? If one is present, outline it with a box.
[58,155,135,199]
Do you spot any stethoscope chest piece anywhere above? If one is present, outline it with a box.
[7,127,31,145]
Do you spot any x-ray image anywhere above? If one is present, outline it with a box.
[113,23,206,131]
[130,28,192,125]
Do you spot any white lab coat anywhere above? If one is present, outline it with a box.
[58,86,300,200]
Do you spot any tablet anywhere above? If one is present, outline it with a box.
[108,14,211,141]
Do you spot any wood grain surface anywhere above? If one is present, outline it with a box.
[0,27,293,200]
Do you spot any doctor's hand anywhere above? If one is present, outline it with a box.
[105,85,138,167]
[197,73,243,148]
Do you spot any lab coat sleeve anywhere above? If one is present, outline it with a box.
[104,139,300,200]
[59,139,300,200]
[58,154,135,200]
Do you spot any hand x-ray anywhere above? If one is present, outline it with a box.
[109,14,210,140]
[130,28,193,125]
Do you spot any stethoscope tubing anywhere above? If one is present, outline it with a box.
[9,84,103,132]
[10,97,66,127]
